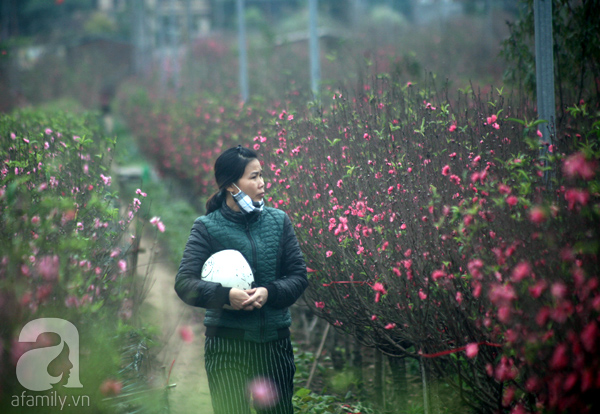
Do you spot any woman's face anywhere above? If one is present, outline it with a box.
[228,158,265,203]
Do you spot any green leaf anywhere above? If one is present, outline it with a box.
[506,117,526,126]
[326,138,341,147]
[294,388,311,397]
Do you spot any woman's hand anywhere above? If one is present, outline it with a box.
[228,288,252,310]
[241,287,268,310]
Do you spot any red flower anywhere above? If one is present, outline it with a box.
[563,151,597,180]
[465,343,479,359]
[100,379,123,396]
[179,325,194,343]
[551,282,567,299]
[536,307,550,326]
[525,376,542,392]
[372,282,387,303]
[468,259,484,279]
[505,195,518,207]
[581,369,595,392]
[431,269,446,281]
[315,301,325,309]
[441,165,450,176]
[488,284,516,306]
[497,306,511,323]
[528,280,546,298]
[494,356,517,381]
[511,262,531,283]
[564,188,590,210]
[581,321,597,352]
[37,255,60,281]
[550,344,569,370]
[529,206,547,224]
[498,183,512,194]
[502,386,515,407]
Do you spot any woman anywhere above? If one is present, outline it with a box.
[175,145,308,414]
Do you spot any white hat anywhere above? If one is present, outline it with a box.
[201,249,254,291]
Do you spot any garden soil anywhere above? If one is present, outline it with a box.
[137,233,214,414]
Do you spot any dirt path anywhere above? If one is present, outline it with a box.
[137,233,213,414]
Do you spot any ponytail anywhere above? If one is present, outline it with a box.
[205,189,226,214]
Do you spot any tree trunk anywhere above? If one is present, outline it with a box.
[374,350,384,409]
[388,356,408,413]
[420,358,440,414]
[331,328,345,371]
[353,336,364,395]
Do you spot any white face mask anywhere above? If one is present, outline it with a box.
[230,184,264,214]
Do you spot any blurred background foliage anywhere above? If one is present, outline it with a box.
[2,1,599,413]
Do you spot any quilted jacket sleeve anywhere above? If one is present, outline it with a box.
[265,213,308,309]
[174,221,231,309]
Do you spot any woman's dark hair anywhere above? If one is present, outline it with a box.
[205,145,258,214]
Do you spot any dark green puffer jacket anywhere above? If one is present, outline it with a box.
[175,202,308,343]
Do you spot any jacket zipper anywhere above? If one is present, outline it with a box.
[244,219,264,340]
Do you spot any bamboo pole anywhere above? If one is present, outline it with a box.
[306,322,330,389]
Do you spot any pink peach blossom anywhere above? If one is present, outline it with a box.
[100,379,122,396]
[505,195,518,206]
[528,281,546,298]
[511,262,531,283]
[248,377,279,409]
[498,183,511,194]
[179,325,194,343]
[37,255,60,281]
[581,322,598,353]
[118,260,127,273]
[562,151,597,180]
[372,282,387,303]
[550,344,569,370]
[564,188,590,210]
[529,206,547,224]
[465,343,479,358]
